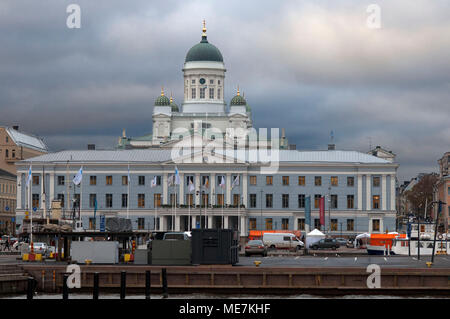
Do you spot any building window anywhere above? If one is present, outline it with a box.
[372,195,380,209]
[282,194,289,208]
[122,194,128,208]
[32,194,39,209]
[209,79,214,84]
[89,194,97,208]
[233,194,240,206]
[347,176,354,187]
[217,88,221,99]
[315,176,322,186]
[298,176,305,186]
[331,195,338,209]
[217,194,224,206]
[154,194,161,208]
[138,176,145,185]
[138,218,145,230]
[372,219,380,232]
[186,194,194,207]
[347,195,354,209]
[5,149,8,158]
[249,194,257,208]
[266,194,273,208]
[199,87,206,99]
[281,218,289,230]
[265,218,273,230]
[90,176,97,185]
[138,194,145,208]
[314,219,321,230]
[201,193,209,206]
[331,219,338,231]
[122,176,128,185]
[105,194,113,208]
[298,194,305,208]
[191,88,196,99]
[89,218,96,230]
[209,87,214,99]
[249,218,257,230]
[57,194,64,207]
[106,176,113,185]
[187,175,195,185]
[373,176,381,187]
[191,79,195,84]
[298,218,305,231]
[347,219,354,231]
[170,194,178,206]
[12,150,15,158]
[74,194,80,208]
[32,176,39,186]
[249,176,257,185]
[266,176,273,185]
[282,176,289,185]
[314,194,321,209]
[57,176,65,186]
[155,176,161,185]
[331,176,338,186]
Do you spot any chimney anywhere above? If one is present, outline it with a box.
[328,144,336,150]
[288,144,296,150]
[87,144,95,150]
[12,125,19,131]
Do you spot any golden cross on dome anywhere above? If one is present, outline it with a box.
[202,20,207,36]
[161,86,165,96]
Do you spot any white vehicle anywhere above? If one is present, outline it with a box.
[262,233,304,251]
[29,242,48,255]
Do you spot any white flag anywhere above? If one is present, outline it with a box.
[168,174,174,187]
[26,165,32,187]
[73,167,83,185]
[232,175,239,189]
[219,176,226,189]
[151,176,157,188]
[188,179,195,193]
[127,165,131,183]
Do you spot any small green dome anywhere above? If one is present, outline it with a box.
[170,97,179,112]
[246,104,251,112]
[230,88,247,106]
[155,89,170,106]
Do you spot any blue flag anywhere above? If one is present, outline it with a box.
[305,196,311,228]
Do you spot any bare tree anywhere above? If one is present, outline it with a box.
[405,173,439,219]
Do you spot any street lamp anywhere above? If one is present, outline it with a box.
[260,189,263,233]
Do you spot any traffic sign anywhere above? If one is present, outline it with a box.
[5,206,9,211]
[33,207,37,212]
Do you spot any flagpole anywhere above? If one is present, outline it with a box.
[30,162,33,245]
[127,163,130,220]
[79,166,83,223]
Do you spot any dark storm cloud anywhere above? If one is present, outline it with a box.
[0,0,449,182]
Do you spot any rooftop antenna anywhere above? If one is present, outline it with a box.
[368,136,372,151]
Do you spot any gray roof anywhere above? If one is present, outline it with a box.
[18,149,393,165]
[4,127,48,152]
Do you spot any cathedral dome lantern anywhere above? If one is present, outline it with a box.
[154,87,170,106]
[170,94,179,112]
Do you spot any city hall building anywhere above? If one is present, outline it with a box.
[14,23,398,238]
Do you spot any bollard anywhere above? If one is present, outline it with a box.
[52,270,56,292]
[145,270,151,299]
[42,270,45,291]
[62,274,69,300]
[93,272,99,300]
[120,271,126,299]
[27,277,34,300]
[162,268,168,299]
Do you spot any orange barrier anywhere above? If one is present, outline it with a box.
[248,230,302,240]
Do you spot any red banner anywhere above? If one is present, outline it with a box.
[319,197,325,226]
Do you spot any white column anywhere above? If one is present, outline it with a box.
[195,173,200,205]
[179,173,184,205]
[226,173,231,205]
[175,215,181,231]
[207,215,213,228]
[49,172,55,203]
[16,174,22,209]
[240,215,247,237]
[242,173,248,208]
[366,174,371,210]
[357,174,363,210]
[224,215,229,228]
[161,215,167,231]
[40,173,44,209]
[381,175,387,211]
[211,173,216,205]
[163,173,168,205]
[390,174,396,211]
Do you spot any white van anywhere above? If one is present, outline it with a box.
[262,233,304,251]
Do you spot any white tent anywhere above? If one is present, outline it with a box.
[306,229,326,249]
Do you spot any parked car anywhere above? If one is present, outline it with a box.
[245,240,268,257]
[29,242,48,255]
[263,233,304,251]
[163,232,190,240]
[335,238,347,246]
[310,238,340,250]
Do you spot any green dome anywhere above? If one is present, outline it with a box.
[155,94,170,106]
[230,94,247,106]
[185,36,223,63]
[170,99,179,112]
[246,104,251,112]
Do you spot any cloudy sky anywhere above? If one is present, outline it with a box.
[1,0,449,181]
